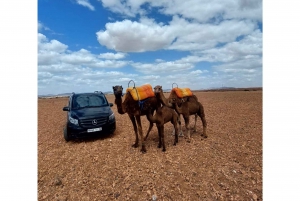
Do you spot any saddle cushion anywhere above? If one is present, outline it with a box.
[126,84,155,101]
[172,88,193,98]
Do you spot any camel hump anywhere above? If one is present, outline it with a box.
[172,87,193,98]
[126,84,155,101]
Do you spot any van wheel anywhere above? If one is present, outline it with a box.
[64,127,71,141]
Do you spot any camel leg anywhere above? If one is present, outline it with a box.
[178,115,183,136]
[129,115,139,148]
[157,125,162,149]
[193,114,197,132]
[136,116,146,153]
[173,114,183,137]
[172,117,179,146]
[144,122,154,141]
[198,105,207,138]
[160,125,166,152]
[144,111,154,141]
[183,116,191,143]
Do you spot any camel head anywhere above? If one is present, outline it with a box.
[154,85,163,97]
[112,85,123,98]
[168,90,179,103]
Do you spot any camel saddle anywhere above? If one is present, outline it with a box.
[126,84,155,101]
[172,87,193,98]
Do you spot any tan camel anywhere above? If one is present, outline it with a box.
[153,85,207,142]
[112,85,159,153]
[146,105,179,152]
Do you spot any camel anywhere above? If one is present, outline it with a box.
[146,105,179,152]
[153,85,207,142]
[112,85,159,153]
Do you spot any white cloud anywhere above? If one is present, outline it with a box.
[97,19,173,52]
[155,59,164,63]
[96,15,258,52]
[132,60,194,74]
[167,17,258,51]
[95,0,262,56]
[39,39,68,53]
[187,29,262,63]
[213,58,262,72]
[97,0,262,22]
[38,21,50,31]
[76,0,95,11]
[161,0,262,22]
[38,68,139,95]
[38,34,136,94]
[98,52,127,59]
[100,0,148,17]
[190,70,204,75]
[38,34,129,68]
[38,72,53,80]
[95,0,262,82]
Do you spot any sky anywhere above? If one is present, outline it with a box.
[38,0,262,95]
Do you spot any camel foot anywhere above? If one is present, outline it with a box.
[173,142,177,146]
[158,144,162,148]
[187,139,191,143]
[201,134,208,138]
[132,143,139,148]
[141,147,147,153]
[162,148,166,152]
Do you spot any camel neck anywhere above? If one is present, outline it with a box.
[114,95,126,114]
[157,92,169,106]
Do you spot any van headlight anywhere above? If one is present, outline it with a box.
[109,113,115,121]
[69,116,79,125]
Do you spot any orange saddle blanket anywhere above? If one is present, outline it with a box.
[172,87,193,98]
[126,84,155,101]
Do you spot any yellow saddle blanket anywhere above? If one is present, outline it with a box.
[126,84,155,101]
[172,88,193,98]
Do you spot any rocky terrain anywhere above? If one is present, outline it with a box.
[38,90,262,200]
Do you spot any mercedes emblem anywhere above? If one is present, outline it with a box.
[92,119,97,125]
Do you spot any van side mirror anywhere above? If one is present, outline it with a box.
[63,106,70,111]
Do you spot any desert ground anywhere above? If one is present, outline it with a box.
[38,90,262,200]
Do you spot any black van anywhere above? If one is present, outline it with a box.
[62,91,116,141]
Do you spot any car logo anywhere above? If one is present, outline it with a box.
[92,119,97,125]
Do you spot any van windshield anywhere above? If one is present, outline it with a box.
[72,94,108,109]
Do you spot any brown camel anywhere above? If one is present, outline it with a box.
[146,105,179,152]
[154,85,197,133]
[153,85,207,142]
[112,85,159,153]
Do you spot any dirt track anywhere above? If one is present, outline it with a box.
[38,90,262,200]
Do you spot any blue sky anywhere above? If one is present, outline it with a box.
[38,0,262,95]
